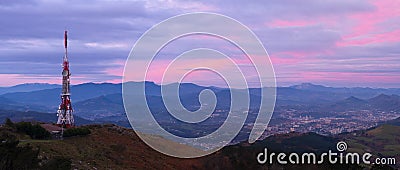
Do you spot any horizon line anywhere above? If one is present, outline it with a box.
[1,81,399,89]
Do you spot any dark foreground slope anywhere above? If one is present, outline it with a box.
[13,124,205,170]
[1,122,399,170]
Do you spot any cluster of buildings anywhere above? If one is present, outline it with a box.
[261,109,400,137]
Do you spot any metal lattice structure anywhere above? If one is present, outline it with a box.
[56,30,74,128]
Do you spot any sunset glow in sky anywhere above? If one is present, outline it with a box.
[0,0,399,88]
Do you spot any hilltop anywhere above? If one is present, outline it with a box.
[1,123,206,170]
[2,120,399,169]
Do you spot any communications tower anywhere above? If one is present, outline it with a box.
[56,30,74,128]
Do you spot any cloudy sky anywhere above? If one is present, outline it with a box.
[1,0,399,88]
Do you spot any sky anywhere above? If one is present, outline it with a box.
[0,0,399,88]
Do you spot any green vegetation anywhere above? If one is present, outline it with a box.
[5,118,15,128]
[4,118,51,140]
[63,127,91,137]
[345,124,400,157]
[15,122,51,139]
[0,118,71,170]
[40,156,71,170]
[0,128,40,169]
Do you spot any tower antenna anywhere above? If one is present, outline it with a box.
[57,30,74,130]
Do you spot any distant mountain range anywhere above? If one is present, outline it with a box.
[0,82,399,123]
[290,83,400,96]
[322,94,400,112]
[0,82,399,169]
[0,82,121,108]
[0,109,92,125]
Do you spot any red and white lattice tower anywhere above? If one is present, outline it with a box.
[56,30,74,128]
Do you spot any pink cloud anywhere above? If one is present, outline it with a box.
[102,60,125,76]
[337,29,400,46]
[0,74,54,86]
[339,0,400,46]
[104,67,122,76]
[269,55,303,65]
[122,56,265,88]
[269,48,335,65]
[0,74,90,86]
[277,71,400,88]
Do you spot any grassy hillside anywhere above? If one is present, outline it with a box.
[344,124,400,163]
[17,124,205,170]
[13,125,353,170]
[2,122,399,169]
